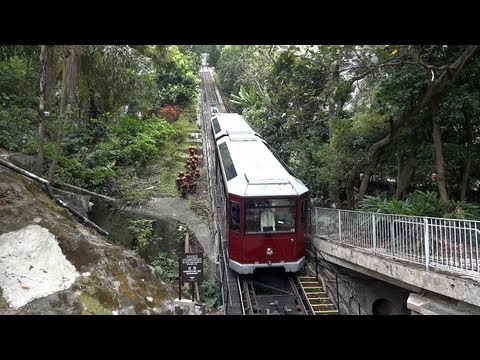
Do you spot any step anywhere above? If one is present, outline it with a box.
[315,309,339,314]
[307,296,330,300]
[302,286,324,289]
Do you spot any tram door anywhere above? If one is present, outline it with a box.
[228,200,242,261]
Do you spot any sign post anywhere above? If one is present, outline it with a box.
[179,252,203,302]
[178,255,182,300]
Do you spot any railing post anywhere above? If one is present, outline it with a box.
[372,214,376,254]
[314,249,318,278]
[391,217,395,257]
[315,207,319,237]
[336,273,340,309]
[424,218,430,270]
[338,210,342,243]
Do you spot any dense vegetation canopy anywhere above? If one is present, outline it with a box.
[215,45,480,219]
[1,44,480,220]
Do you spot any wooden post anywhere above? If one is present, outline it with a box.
[178,254,182,300]
[184,233,191,300]
[195,282,200,302]
[184,233,190,253]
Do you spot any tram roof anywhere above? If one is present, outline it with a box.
[216,136,309,197]
[211,113,261,141]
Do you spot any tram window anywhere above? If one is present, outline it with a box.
[212,117,221,134]
[245,208,260,233]
[276,206,295,231]
[301,200,307,231]
[218,142,237,180]
[245,198,296,234]
[230,201,240,232]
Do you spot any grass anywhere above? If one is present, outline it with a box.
[116,107,200,206]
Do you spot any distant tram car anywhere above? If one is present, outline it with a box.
[211,113,309,274]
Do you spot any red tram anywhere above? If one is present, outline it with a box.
[211,113,309,274]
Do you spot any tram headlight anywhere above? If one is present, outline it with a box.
[266,248,273,256]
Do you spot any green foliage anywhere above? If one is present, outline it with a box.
[113,109,199,204]
[444,201,480,220]
[0,106,37,152]
[359,190,480,220]
[309,143,351,197]
[155,46,200,108]
[76,45,158,119]
[152,251,178,282]
[200,279,221,308]
[87,166,117,193]
[55,156,116,193]
[176,224,195,245]
[374,64,427,115]
[56,156,88,186]
[216,45,249,104]
[0,56,39,109]
[186,45,222,67]
[128,219,154,256]
[230,84,258,109]
[89,115,175,168]
[63,124,95,155]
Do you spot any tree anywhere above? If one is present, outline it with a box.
[47,46,76,182]
[35,45,47,176]
[346,45,479,208]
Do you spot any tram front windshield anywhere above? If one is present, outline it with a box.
[245,198,296,234]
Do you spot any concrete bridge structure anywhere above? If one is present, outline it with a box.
[311,208,480,315]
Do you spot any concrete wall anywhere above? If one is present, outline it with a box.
[314,237,480,309]
[319,263,410,315]
[8,154,36,173]
[52,188,91,217]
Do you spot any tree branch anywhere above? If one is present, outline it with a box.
[345,45,479,208]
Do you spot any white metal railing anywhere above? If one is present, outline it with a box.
[314,208,480,276]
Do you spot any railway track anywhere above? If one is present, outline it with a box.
[239,271,308,315]
[237,270,338,315]
[199,59,338,315]
[200,61,243,314]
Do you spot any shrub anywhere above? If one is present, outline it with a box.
[359,190,480,220]
[175,146,201,197]
[200,279,222,308]
[55,156,116,193]
[158,105,182,122]
[153,251,178,282]
[128,219,154,256]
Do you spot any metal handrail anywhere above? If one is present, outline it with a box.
[314,207,480,275]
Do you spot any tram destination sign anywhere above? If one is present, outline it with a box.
[180,252,203,283]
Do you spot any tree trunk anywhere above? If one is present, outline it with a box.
[35,45,47,176]
[21,55,31,106]
[328,62,340,142]
[48,47,75,182]
[88,86,98,120]
[346,45,479,208]
[460,111,472,201]
[358,152,381,201]
[395,150,417,199]
[45,46,56,109]
[431,97,449,203]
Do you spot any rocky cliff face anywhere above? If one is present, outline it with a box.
[0,164,180,315]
